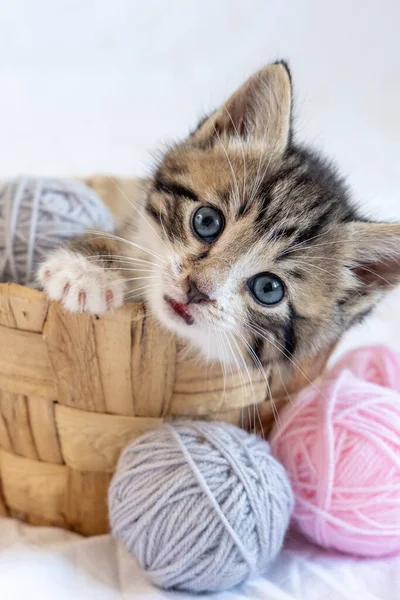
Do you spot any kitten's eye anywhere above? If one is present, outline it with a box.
[248,273,285,305]
[191,206,224,243]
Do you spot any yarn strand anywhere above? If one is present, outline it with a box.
[109,421,293,592]
[271,345,400,558]
[168,424,256,573]
[0,176,114,286]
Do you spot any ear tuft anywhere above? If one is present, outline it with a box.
[349,222,400,292]
[192,62,292,154]
[273,59,292,84]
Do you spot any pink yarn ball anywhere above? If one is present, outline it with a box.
[270,346,400,558]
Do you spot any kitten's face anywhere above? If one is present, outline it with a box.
[141,63,400,367]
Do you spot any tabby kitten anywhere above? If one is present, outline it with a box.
[39,62,400,372]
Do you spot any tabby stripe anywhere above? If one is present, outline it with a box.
[250,335,264,363]
[287,267,305,280]
[276,208,333,260]
[292,208,333,247]
[167,198,187,243]
[154,177,198,202]
[254,168,303,224]
[260,165,302,196]
[238,164,302,220]
[267,225,297,242]
[145,203,160,222]
[282,303,296,359]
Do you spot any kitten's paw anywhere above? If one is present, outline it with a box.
[38,249,125,313]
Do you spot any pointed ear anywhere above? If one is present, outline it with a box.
[192,61,292,154]
[349,222,400,292]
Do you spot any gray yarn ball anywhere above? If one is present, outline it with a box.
[109,421,293,593]
[0,176,114,286]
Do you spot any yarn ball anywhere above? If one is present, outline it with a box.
[270,345,400,558]
[0,177,114,286]
[109,421,293,593]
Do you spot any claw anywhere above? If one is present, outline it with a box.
[62,282,71,299]
[105,289,114,308]
[78,289,87,310]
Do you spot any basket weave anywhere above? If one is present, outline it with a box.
[0,176,333,535]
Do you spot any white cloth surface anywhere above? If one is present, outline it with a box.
[0,1,399,599]
[0,518,399,600]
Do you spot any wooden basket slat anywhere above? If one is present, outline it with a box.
[94,307,135,416]
[0,393,12,453]
[169,390,264,416]
[247,396,289,436]
[27,396,63,464]
[0,392,38,459]
[0,476,7,515]
[170,358,266,415]
[0,449,67,523]
[0,324,56,398]
[0,283,49,333]
[0,176,335,536]
[66,470,112,536]
[211,407,243,425]
[131,304,177,417]
[55,404,162,472]
[43,304,106,412]
[22,512,67,529]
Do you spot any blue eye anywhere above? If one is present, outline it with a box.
[248,273,285,305]
[191,206,224,243]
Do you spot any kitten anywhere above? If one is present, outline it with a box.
[38,61,400,372]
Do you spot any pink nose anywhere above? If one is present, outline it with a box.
[187,278,211,304]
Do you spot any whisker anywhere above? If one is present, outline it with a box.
[278,240,345,256]
[113,276,160,290]
[239,317,329,403]
[98,267,157,273]
[83,230,167,264]
[286,263,332,292]
[349,264,393,288]
[223,308,325,405]
[277,222,341,256]
[205,328,211,385]
[227,330,257,433]
[230,325,275,435]
[287,261,363,297]
[124,284,159,301]
[110,177,173,259]
[87,254,163,269]
[223,106,247,208]
[158,210,177,257]
[246,114,277,209]
[212,129,241,211]
[223,331,248,430]
[214,330,228,417]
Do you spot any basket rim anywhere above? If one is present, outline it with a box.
[0,281,145,308]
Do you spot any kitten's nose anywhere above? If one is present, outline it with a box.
[187,278,210,304]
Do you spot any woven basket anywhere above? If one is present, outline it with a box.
[0,176,333,535]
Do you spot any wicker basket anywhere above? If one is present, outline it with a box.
[0,177,332,536]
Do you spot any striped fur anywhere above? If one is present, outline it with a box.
[143,62,400,368]
[39,62,400,376]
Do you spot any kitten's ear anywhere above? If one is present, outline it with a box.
[348,222,400,293]
[192,61,292,154]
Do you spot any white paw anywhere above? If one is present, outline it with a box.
[37,249,125,313]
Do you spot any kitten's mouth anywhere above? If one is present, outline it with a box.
[163,295,194,325]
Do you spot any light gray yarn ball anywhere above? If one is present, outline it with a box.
[109,421,293,593]
[0,177,114,286]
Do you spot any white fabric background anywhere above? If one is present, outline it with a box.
[0,1,399,598]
